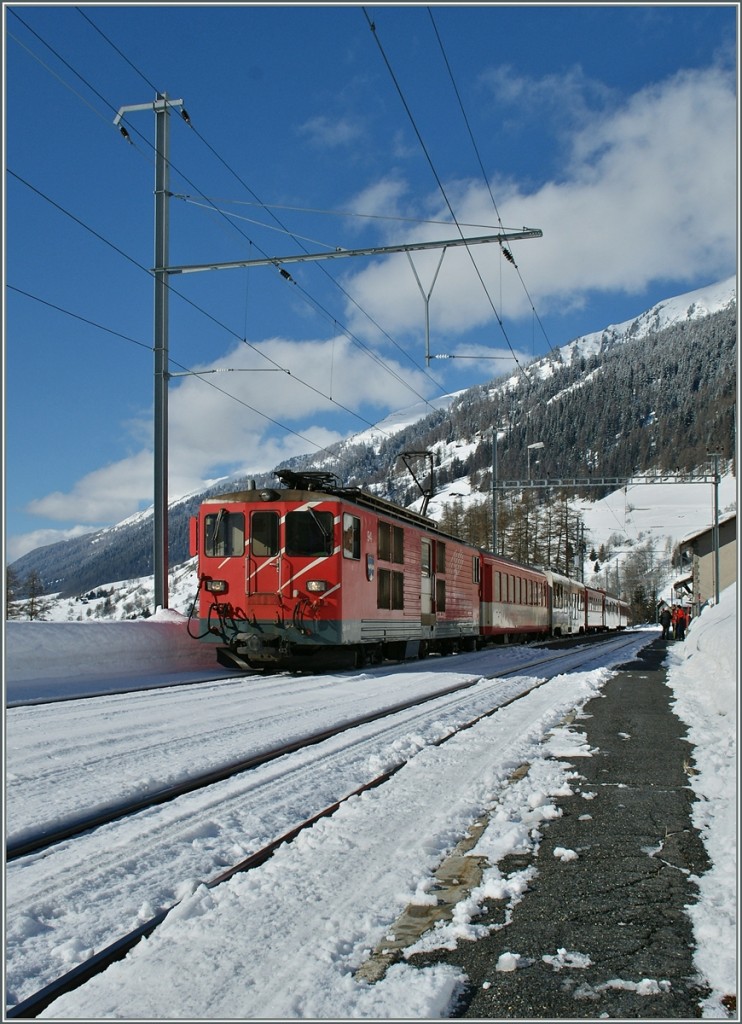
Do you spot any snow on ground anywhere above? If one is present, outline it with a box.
[5,610,235,704]
[3,585,737,1018]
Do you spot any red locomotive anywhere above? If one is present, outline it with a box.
[188,469,629,671]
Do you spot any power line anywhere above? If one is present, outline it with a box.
[6,283,349,460]
[362,7,532,384]
[13,8,447,413]
[173,193,505,231]
[6,285,153,353]
[76,2,456,400]
[176,113,450,402]
[427,7,556,361]
[7,170,400,441]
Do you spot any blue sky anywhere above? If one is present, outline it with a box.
[4,3,738,562]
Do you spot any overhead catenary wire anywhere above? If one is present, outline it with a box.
[77,3,451,402]
[171,193,505,232]
[6,21,428,444]
[170,110,451,402]
[362,7,532,385]
[10,8,448,420]
[6,284,348,461]
[427,7,557,362]
[7,170,400,443]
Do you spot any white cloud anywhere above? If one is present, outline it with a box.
[14,66,736,545]
[27,450,155,525]
[20,334,440,532]
[297,114,363,148]
[7,526,101,564]
[339,65,736,336]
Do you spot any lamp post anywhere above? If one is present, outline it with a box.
[527,441,545,479]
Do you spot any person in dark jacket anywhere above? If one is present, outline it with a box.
[659,606,672,640]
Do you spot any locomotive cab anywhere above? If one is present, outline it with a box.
[190,469,481,671]
[192,480,347,670]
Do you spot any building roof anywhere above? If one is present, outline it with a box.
[679,510,736,547]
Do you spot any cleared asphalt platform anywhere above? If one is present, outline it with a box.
[408,637,712,1019]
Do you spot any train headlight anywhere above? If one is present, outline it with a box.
[306,580,328,593]
[205,579,228,593]
[260,489,279,501]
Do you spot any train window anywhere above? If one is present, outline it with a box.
[436,578,446,611]
[378,522,391,561]
[377,568,391,609]
[392,525,404,563]
[472,557,480,584]
[251,511,278,557]
[377,569,404,609]
[421,540,432,578]
[392,571,404,609]
[436,541,446,573]
[343,514,361,560]
[286,510,333,557]
[494,571,501,602]
[378,522,404,563]
[205,510,245,557]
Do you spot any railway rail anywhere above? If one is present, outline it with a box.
[7,633,625,862]
[6,632,643,1018]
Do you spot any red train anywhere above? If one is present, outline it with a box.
[188,470,630,671]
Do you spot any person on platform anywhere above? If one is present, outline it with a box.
[674,606,687,641]
[660,605,673,640]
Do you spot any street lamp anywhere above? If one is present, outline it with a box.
[527,441,545,479]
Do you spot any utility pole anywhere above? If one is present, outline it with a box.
[116,95,541,611]
[153,94,171,612]
[115,94,184,611]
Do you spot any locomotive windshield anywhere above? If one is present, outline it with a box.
[251,511,279,557]
[204,510,245,557]
[286,509,333,557]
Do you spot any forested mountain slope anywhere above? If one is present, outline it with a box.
[10,293,736,600]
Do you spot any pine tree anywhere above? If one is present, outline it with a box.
[5,566,21,619]
[24,570,49,621]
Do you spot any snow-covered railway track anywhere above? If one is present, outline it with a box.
[6,634,642,1017]
[6,635,630,862]
[6,674,486,861]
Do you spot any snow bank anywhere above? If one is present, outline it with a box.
[5,615,229,704]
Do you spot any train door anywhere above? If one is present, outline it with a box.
[247,509,280,597]
[421,538,434,620]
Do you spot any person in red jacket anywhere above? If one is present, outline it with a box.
[675,606,687,641]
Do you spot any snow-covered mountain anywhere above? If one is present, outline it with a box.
[563,275,736,361]
[338,275,737,448]
[9,274,736,613]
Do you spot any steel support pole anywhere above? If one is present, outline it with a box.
[712,453,720,604]
[153,94,170,610]
[492,430,498,554]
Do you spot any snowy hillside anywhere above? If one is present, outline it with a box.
[24,468,736,626]
[8,274,736,609]
[562,275,736,364]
